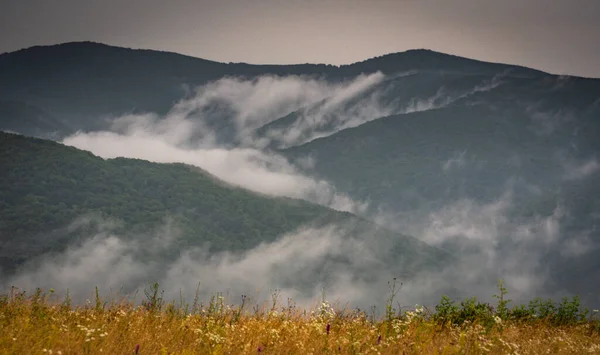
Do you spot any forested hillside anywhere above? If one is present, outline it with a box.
[0,42,544,136]
[0,132,449,278]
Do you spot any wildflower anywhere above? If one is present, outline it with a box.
[377,335,382,345]
[494,316,502,324]
[258,345,263,353]
[326,323,331,335]
[12,338,16,341]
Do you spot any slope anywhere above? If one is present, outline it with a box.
[281,95,600,302]
[0,42,548,137]
[282,73,600,209]
[0,100,74,139]
[256,71,501,148]
[0,132,450,279]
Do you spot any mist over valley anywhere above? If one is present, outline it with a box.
[1,42,599,311]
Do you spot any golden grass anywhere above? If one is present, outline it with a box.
[1,291,599,355]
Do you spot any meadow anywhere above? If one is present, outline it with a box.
[1,281,599,354]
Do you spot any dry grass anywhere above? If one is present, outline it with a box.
[1,289,600,354]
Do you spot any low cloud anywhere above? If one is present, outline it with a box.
[7,70,599,311]
[61,74,400,214]
[563,157,600,180]
[373,188,596,305]
[442,150,468,172]
[63,114,367,214]
[2,218,414,310]
[264,71,508,148]
[166,72,387,148]
[402,71,505,114]
[4,186,597,310]
[261,72,391,148]
[172,75,332,136]
[560,231,596,258]
[528,108,575,136]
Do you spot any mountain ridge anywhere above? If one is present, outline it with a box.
[3,41,595,140]
[2,41,554,77]
[0,131,451,282]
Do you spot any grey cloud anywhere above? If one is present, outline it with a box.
[265,71,508,148]
[137,72,388,149]
[62,74,398,214]
[442,150,468,172]
[63,117,368,215]
[404,71,506,114]
[561,156,600,180]
[373,189,583,305]
[64,128,366,213]
[171,75,337,136]
[261,72,389,148]
[4,185,596,310]
[2,219,408,309]
[528,108,575,136]
[560,231,597,258]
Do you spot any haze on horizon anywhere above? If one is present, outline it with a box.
[1,0,599,78]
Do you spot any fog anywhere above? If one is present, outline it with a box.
[5,188,586,310]
[5,218,403,310]
[3,71,598,310]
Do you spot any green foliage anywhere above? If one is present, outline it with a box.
[3,284,599,354]
[0,132,449,277]
[143,282,164,314]
[385,278,401,323]
[492,279,511,320]
[434,295,460,325]
[434,295,494,329]
[0,132,337,271]
[432,281,594,329]
[1,43,540,136]
[283,101,600,305]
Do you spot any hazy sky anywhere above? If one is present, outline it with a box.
[1,0,599,77]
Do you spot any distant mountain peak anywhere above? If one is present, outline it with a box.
[3,42,547,77]
[343,48,547,77]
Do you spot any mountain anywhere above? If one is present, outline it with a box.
[255,70,501,148]
[283,102,600,211]
[2,41,600,305]
[281,91,600,302]
[0,42,337,134]
[0,42,546,138]
[337,50,545,77]
[0,100,74,138]
[0,132,449,284]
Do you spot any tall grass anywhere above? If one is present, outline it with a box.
[1,281,599,354]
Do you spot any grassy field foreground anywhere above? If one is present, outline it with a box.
[1,282,600,354]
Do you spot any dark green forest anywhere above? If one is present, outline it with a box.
[0,132,448,276]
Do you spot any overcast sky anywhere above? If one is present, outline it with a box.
[1,0,599,77]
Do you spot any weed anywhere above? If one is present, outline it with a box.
[1,283,599,354]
